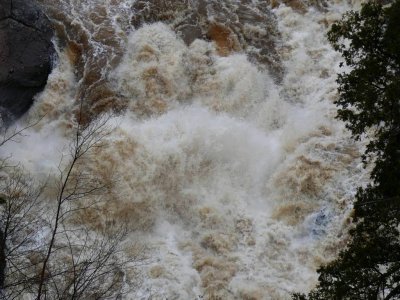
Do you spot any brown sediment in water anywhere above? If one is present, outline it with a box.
[131,0,284,81]
[201,232,237,254]
[131,0,189,26]
[270,0,328,13]
[271,0,307,12]
[270,152,337,225]
[68,178,157,233]
[272,202,315,225]
[35,0,331,123]
[189,245,238,300]
[206,23,241,56]
[38,0,129,122]
[276,155,336,197]
[62,135,157,233]
[239,289,263,300]
[37,0,286,122]
[271,132,361,225]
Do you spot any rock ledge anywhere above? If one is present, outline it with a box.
[0,0,55,122]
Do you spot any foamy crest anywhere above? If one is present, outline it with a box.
[113,23,191,116]
[114,23,278,122]
[29,51,78,129]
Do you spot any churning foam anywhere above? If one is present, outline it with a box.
[0,1,370,299]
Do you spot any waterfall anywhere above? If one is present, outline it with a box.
[0,0,368,298]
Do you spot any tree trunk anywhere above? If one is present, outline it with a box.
[0,228,5,288]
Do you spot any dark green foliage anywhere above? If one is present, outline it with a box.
[328,1,400,187]
[300,1,400,299]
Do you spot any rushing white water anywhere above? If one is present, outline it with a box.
[1,0,370,299]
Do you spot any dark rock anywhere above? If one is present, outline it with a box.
[11,0,53,35]
[0,228,4,288]
[0,0,11,20]
[0,0,54,122]
[178,25,203,46]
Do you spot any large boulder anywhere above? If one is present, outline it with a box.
[0,0,54,122]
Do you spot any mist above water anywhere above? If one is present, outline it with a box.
[1,0,368,298]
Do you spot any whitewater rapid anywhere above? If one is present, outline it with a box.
[0,0,369,299]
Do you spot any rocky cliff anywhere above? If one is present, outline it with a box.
[0,0,54,122]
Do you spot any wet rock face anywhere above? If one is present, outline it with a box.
[0,0,54,122]
[0,0,11,19]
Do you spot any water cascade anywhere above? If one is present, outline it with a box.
[0,0,368,298]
